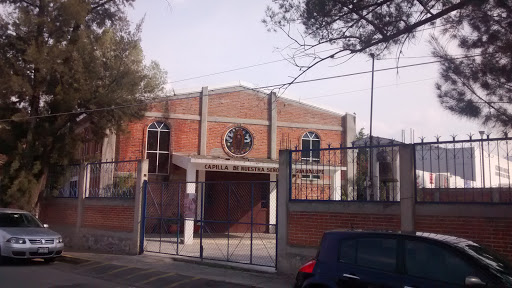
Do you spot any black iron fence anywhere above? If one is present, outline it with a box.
[290,135,512,204]
[415,136,512,203]
[142,181,277,268]
[290,141,401,202]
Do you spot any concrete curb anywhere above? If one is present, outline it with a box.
[169,255,276,274]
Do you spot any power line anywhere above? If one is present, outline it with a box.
[169,23,456,84]
[169,47,341,84]
[0,53,495,123]
[301,77,436,100]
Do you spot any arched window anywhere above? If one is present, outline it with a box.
[146,122,170,174]
[301,132,320,162]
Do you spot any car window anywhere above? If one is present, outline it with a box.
[339,239,356,264]
[358,238,397,272]
[405,240,475,285]
[464,244,512,286]
[339,237,397,272]
[0,212,43,228]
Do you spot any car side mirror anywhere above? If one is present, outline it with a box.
[465,276,486,287]
[43,224,49,228]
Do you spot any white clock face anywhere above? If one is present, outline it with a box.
[224,127,253,156]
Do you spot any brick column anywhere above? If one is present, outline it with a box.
[400,144,416,233]
[277,149,291,272]
[270,92,277,160]
[133,159,148,254]
[200,86,208,156]
[76,163,87,233]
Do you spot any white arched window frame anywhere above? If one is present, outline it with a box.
[146,122,170,174]
[301,132,321,180]
[301,132,321,162]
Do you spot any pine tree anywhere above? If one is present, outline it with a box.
[0,0,167,210]
[264,0,512,129]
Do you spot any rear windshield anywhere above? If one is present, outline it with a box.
[465,244,512,285]
[0,212,43,228]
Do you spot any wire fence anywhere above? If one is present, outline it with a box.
[45,164,80,198]
[85,160,139,198]
[142,181,277,268]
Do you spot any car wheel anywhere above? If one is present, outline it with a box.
[43,257,56,264]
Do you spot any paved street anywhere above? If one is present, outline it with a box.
[0,248,293,288]
[0,258,253,288]
[0,260,123,288]
[57,251,293,287]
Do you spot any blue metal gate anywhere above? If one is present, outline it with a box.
[140,181,278,268]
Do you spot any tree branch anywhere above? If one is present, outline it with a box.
[20,0,37,8]
[347,4,388,37]
[277,0,476,95]
[415,0,435,16]
[91,0,116,11]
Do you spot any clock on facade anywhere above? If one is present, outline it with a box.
[224,126,253,156]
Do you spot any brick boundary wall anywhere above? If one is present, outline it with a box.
[39,198,78,226]
[38,160,147,255]
[288,211,400,247]
[416,215,512,260]
[82,203,134,232]
[277,148,512,275]
[39,197,138,254]
[415,203,512,261]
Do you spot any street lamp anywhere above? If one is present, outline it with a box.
[479,130,485,188]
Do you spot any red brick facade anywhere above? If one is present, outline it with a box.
[116,87,348,170]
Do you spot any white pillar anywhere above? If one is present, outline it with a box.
[184,167,196,244]
[269,174,277,233]
[197,170,205,220]
[332,169,342,200]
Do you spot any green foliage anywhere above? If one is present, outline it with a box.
[0,0,166,210]
[264,0,512,129]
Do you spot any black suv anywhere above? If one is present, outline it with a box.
[295,231,512,288]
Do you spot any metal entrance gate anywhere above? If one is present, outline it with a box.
[140,181,278,268]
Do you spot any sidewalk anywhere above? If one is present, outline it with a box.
[59,251,294,288]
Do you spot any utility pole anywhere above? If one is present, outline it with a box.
[369,53,375,199]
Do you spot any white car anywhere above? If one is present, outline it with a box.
[0,208,64,263]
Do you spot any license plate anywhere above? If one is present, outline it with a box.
[37,247,49,253]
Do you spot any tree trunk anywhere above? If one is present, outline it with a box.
[30,166,48,216]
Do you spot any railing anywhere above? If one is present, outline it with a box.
[85,160,139,198]
[289,135,512,204]
[415,136,512,203]
[45,164,80,198]
[290,141,401,202]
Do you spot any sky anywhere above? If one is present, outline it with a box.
[126,0,492,143]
